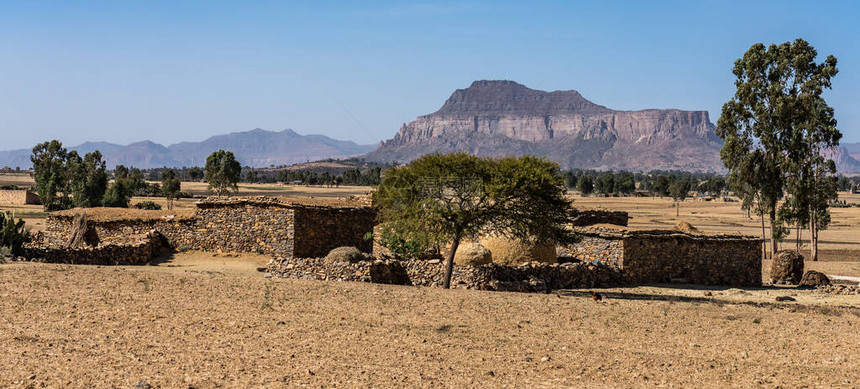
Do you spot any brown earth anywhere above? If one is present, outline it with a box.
[2,257,860,388]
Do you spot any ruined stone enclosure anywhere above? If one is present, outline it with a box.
[570,225,762,286]
[37,197,375,260]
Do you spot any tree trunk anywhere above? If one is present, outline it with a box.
[796,224,801,253]
[760,212,767,259]
[810,216,819,261]
[769,209,777,257]
[442,236,461,289]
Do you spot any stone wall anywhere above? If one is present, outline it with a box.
[24,230,164,265]
[622,232,762,286]
[293,207,376,258]
[268,257,622,292]
[39,197,375,259]
[0,190,40,205]
[570,210,629,227]
[569,226,762,286]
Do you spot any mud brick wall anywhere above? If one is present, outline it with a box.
[25,231,164,265]
[292,207,376,258]
[622,233,762,286]
[0,190,40,205]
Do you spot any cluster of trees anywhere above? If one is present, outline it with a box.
[717,38,840,261]
[267,166,383,187]
[375,153,576,288]
[29,140,185,210]
[562,169,727,199]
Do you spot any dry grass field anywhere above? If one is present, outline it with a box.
[2,173,860,387]
[1,256,859,388]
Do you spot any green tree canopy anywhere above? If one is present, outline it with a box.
[576,174,593,196]
[717,38,840,260]
[161,168,181,210]
[30,140,68,211]
[204,150,242,196]
[374,153,576,288]
[594,172,615,195]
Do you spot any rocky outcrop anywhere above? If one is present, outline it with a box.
[366,80,725,171]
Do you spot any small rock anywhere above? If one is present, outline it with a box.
[133,382,151,389]
[540,356,551,362]
[775,296,796,302]
[703,291,713,297]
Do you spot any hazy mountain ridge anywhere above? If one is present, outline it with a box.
[0,129,375,169]
[365,80,860,173]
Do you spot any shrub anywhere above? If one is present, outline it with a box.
[377,224,436,260]
[133,201,163,210]
[0,212,30,256]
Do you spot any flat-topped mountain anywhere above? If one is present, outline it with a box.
[366,80,724,171]
[0,129,375,169]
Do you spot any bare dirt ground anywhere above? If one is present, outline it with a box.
[2,258,859,388]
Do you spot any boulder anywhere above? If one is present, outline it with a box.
[453,242,492,266]
[799,270,830,287]
[369,260,411,285]
[324,246,367,264]
[770,250,804,285]
[480,236,556,266]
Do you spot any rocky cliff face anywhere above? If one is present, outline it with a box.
[366,80,725,171]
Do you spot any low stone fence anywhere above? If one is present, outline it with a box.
[0,189,40,205]
[24,230,165,265]
[267,257,622,292]
[570,210,629,227]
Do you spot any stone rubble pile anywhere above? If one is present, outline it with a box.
[815,284,860,295]
[267,256,623,292]
[23,230,165,265]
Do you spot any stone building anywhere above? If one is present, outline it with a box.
[570,224,761,286]
[40,196,375,258]
[0,189,40,205]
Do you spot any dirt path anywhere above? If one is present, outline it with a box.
[128,251,270,278]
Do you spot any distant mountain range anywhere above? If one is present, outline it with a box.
[2,81,859,173]
[366,80,860,173]
[0,129,376,169]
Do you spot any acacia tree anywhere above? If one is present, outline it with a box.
[161,168,181,210]
[717,38,839,259]
[374,153,576,289]
[204,150,242,196]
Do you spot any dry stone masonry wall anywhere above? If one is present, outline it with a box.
[34,197,375,259]
[24,230,164,265]
[0,190,40,205]
[267,257,622,292]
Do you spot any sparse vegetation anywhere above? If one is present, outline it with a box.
[0,211,30,256]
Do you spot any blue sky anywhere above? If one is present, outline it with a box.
[1,0,858,150]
